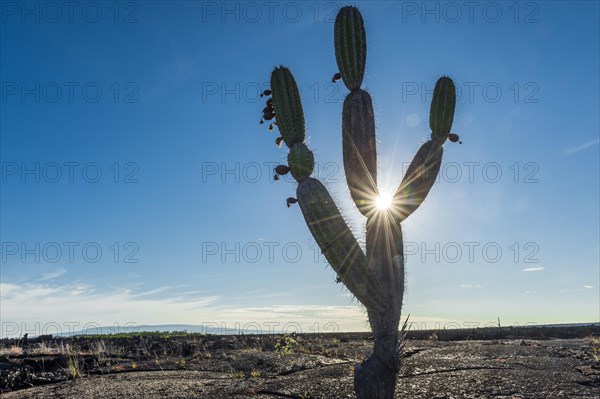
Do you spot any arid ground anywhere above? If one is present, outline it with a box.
[1,326,599,398]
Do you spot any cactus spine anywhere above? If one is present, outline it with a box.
[258,6,459,398]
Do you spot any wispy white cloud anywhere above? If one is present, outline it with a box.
[131,287,172,297]
[559,285,596,294]
[0,281,219,337]
[239,292,288,299]
[460,284,481,288]
[38,269,67,281]
[558,289,575,294]
[522,267,544,272]
[0,279,464,338]
[564,139,600,155]
[179,290,212,296]
[522,290,539,295]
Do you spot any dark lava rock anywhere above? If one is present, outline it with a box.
[1,338,598,398]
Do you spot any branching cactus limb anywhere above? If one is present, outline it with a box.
[392,140,443,222]
[392,77,455,221]
[296,177,386,312]
[258,6,460,398]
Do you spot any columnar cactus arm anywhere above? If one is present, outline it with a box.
[336,7,378,217]
[392,77,456,221]
[297,177,386,311]
[392,140,443,222]
[271,66,305,149]
[430,76,456,143]
[334,6,366,91]
[343,89,378,216]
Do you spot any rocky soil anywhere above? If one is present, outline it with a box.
[1,328,599,398]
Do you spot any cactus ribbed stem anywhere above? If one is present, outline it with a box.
[288,143,314,182]
[393,140,443,221]
[430,76,456,143]
[334,6,366,91]
[366,212,405,303]
[271,66,305,148]
[297,177,386,311]
[342,89,377,215]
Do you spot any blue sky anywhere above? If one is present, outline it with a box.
[1,1,598,337]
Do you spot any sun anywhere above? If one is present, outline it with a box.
[374,192,393,211]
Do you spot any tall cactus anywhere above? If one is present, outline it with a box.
[259,7,460,398]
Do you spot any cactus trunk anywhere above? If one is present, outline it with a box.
[355,213,404,398]
[355,317,400,399]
